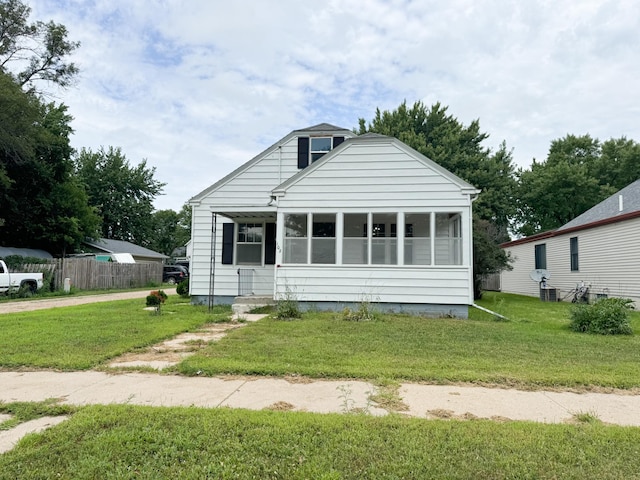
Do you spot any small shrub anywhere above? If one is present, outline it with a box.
[176,279,189,297]
[146,290,168,307]
[146,295,161,307]
[569,297,634,335]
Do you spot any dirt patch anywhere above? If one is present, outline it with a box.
[264,401,296,411]
[106,322,247,370]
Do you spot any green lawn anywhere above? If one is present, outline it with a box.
[0,296,230,370]
[1,403,639,479]
[1,291,639,389]
[179,292,640,389]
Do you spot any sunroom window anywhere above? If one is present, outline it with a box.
[435,213,462,265]
[372,213,397,265]
[283,214,308,263]
[236,223,262,265]
[311,214,336,264]
[404,213,431,265]
[343,213,368,264]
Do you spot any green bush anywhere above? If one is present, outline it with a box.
[275,297,301,320]
[569,298,634,335]
[176,279,189,297]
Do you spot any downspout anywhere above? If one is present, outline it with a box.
[469,191,480,305]
[208,212,217,312]
[278,145,282,185]
[471,303,509,321]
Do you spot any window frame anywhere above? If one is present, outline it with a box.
[310,136,333,163]
[235,222,264,265]
[570,237,579,272]
[534,243,547,270]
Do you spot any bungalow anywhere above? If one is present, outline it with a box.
[501,179,640,305]
[188,124,479,317]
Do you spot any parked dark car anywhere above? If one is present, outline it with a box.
[162,265,189,285]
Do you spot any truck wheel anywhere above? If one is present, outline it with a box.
[21,281,37,293]
[167,277,176,285]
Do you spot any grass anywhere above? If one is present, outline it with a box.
[2,291,639,389]
[178,292,640,389]
[0,404,639,479]
[0,296,230,370]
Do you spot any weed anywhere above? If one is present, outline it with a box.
[571,411,602,424]
[342,294,379,321]
[275,286,301,320]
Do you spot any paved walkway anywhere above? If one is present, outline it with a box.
[2,371,640,426]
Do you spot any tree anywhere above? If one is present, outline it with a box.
[76,147,166,246]
[0,73,99,253]
[0,0,80,91]
[514,134,620,237]
[358,100,517,298]
[592,137,640,191]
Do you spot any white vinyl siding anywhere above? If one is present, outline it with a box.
[275,140,475,306]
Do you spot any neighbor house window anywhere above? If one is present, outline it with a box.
[236,223,262,265]
[372,213,397,265]
[534,244,547,270]
[283,214,308,263]
[404,213,431,265]
[434,213,462,265]
[570,237,579,271]
[343,213,368,264]
[311,214,336,264]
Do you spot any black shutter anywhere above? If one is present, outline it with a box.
[333,136,345,148]
[297,137,309,169]
[265,223,276,265]
[222,223,234,265]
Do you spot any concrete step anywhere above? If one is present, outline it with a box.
[232,295,275,315]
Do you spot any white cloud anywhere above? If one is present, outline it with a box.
[27,0,640,209]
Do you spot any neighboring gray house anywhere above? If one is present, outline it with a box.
[501,179,640,305]
[189,124,479,317]
[82,238,168,264]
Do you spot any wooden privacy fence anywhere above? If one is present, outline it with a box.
[12,258,163,290]
[481,273,502,292]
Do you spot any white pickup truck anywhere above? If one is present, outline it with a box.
[0,259,44,294]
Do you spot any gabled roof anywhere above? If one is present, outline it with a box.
[190,123,354,203]
[83,238,168,259]
[272,133,479,195]
[558,179,640,230]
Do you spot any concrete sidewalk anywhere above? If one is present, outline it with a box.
[2,371,640,426]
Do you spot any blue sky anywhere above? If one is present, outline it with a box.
[30,0,640,211]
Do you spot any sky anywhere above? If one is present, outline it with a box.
[28,0,640,211]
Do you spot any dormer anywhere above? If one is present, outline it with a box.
[295,123,351,169]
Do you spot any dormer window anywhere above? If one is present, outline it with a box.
[310,137,332,162]
[297,135,345,169]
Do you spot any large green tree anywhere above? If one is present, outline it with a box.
[358,100,516,298]
[0,71,99,253]
[0,0,80,91]
[76,146,166,246]
[513,134,632,237]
